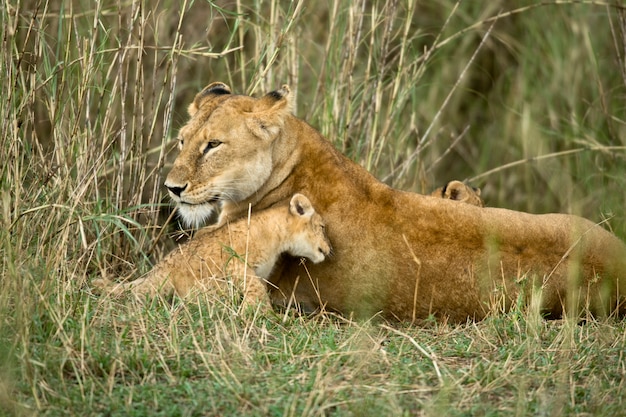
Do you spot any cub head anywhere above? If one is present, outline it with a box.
[285,194,332,264]
[431,180,484,207]
[165,82,293,228]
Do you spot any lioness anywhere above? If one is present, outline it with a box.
[431,180,484,207]
[97,194,331,310]
[163,82,626,322]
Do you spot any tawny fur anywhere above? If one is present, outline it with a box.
[96,194,331,311]
[163,82,626,322]
[430,180,484,207]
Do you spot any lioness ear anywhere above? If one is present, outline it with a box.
[188,82,232,116]
[246,85,293,140]
[259,85,292,111]
[289,193,314,218]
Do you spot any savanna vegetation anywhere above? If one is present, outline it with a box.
[2,0,626,415]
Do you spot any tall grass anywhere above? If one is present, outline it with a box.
[2,0,626,415]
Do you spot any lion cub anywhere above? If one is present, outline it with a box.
[96,194,331,311]
[431,180,484,207]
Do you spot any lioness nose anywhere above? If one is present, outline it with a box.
[166,183,187,197]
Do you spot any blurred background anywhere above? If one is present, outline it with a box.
[2,0,626,277]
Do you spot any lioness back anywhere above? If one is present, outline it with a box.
[97,194,331,310]
[162,82,626,322]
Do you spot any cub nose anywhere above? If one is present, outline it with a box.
[165,183,187,197]
[319,243,332,257]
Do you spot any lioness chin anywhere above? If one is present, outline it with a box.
[162,82,626,322]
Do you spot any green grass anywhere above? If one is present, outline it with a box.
[5,294,626,416]
[2,0,626,415]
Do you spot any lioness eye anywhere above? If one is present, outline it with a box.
[203,140,222,154]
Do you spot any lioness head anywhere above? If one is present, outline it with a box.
[165,82,293,227]
[286,193,332,264]
[431,180,484,207]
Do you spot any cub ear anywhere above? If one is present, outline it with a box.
[289,193,315,219]
[188,82,232,116]
[246,85,293,140]
[444,180,481,201]
[443,180,466,201]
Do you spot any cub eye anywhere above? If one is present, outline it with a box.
[177,137,184,148]
[203,140,222,154]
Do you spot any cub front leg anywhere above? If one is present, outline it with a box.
[227,262,273,312]
[93,271,175,300]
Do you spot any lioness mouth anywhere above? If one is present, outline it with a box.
[179,196,220,206]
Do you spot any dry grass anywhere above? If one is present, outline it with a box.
[2,0,626,415]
